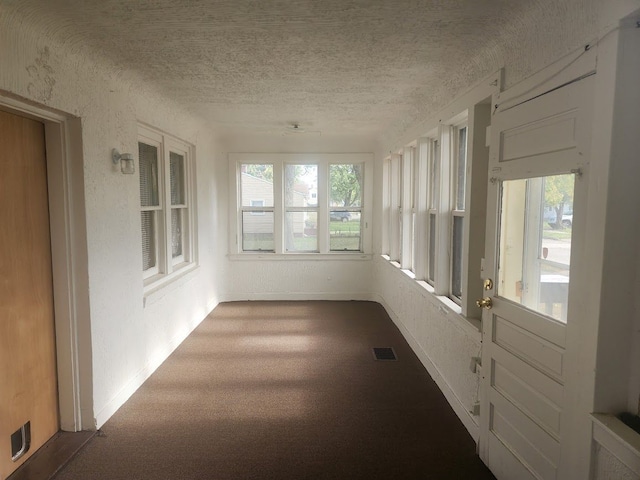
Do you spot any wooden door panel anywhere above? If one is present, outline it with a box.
[0,109,59,478]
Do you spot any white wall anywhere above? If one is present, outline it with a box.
[0,9,225,428]
[219,133,376,301]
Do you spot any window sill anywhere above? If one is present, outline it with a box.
[143,262,199,303]
[380,255,481,340]
[228,253,372,261]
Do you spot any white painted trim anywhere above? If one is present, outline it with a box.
[228,253,372,261]
[373,292,480,442]
[222,292,373,302]
[0,94,92,431]
[592,414,640,476]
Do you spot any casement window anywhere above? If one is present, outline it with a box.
[230,153,372,256]
[138,125,196,289]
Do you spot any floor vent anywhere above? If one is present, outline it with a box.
[373,347,397,361]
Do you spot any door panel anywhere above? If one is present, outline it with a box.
[0,109,59,478]
[480,76,593,480]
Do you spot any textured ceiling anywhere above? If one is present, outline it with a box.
[4,0,604,141]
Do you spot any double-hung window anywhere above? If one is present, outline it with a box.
[427,140,440,285]
[240,164,275,251]
[231,154,371,256]
[286,163,318,252]
[138,125,196,289]
[450,126,468,301]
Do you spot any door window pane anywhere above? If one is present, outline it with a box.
[498,174,575,322]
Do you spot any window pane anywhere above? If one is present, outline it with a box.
[141,211,156,270]
[330,211,361,251]
[498,174,574,323]
[241,164,273,207]
[428,213,436,282]
[330,164,363,207]
[285,211,317,252]
[171,208,183,258]
[429,141,439,209]
[285,164,317,207]
[451,216,464,298]
[242,211,274,251]
[170,152,185,205]
[139,142,159,207]
[456,127,467,210]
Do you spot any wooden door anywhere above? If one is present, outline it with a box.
[0,109,59,478]
[478,75,593,479]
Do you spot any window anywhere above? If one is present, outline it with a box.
[230,153,372,255]
[240,164,274,251]
[498,174,575,323]
[329,164,363,252]
[138,126,196,288]
[450,126,467,301]
[427,140,440,284]
[286,164,318,252]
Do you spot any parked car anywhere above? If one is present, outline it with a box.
[330,211,351,222]
[560,214,572,227]
[543,207,573,227]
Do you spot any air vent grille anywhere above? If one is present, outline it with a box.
[373,347,397,361]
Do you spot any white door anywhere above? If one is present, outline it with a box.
[478,75,594,479]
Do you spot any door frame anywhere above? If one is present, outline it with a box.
[0,94,93,432]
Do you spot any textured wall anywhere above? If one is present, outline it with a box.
[0,8,225,427]
[593,444,640,480]
[371,258,481,437]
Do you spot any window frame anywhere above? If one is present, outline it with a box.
[138,124,197,293]
[229,153,372,257]
[449,123,468,304]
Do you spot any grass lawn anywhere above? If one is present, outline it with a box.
[243,220,362,251]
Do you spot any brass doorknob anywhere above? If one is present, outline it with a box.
[476,297,493,310]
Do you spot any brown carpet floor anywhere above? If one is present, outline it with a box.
[53,301,495,479]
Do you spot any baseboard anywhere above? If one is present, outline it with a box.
[93,307,214,428]
[221,292,374,302]
[372,292,480,442]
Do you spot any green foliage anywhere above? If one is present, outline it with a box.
[544,174,574,229]
[244,164,273,181]
[330,164,362,207]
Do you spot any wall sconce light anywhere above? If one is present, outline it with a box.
[112,148,135,174]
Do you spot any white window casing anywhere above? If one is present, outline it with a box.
[138,124,197,294]
[229,153,372,257]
